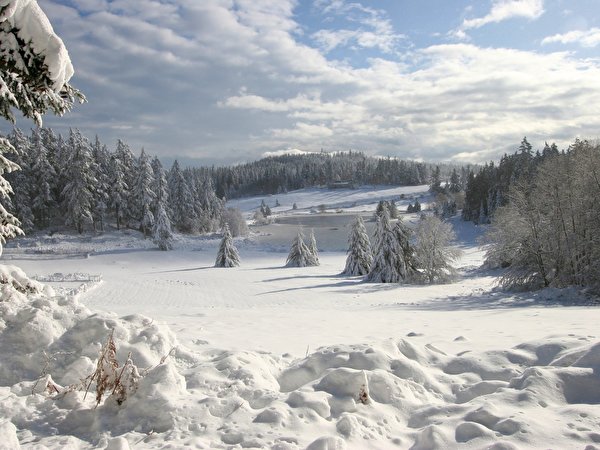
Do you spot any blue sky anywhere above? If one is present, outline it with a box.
[11,0,600,165]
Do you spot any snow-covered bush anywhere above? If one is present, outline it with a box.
[413,215,461,283]
[222,207,249,237]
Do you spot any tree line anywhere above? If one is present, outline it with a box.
[4,127,224,247]
[211,151,462,199]
[464,137,600,294]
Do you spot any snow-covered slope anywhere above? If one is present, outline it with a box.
[1,186,599,449]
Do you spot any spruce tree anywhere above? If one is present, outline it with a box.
[133,149,156,238]
[30,128,57,228]
[153,203,174,251]
[61,129,96,233]
[0,136,22,254]
[109,153,128,230]
[215,223,240,267]
[308,228,319,264]
[366,210,405,283]
[343,216,373,276]
[168,160,197,232]
[286,229,318,267]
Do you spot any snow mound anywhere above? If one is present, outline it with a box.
[0,264,196,446]
[2,263,600,449]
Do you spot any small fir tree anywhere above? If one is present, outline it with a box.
[153,203,174,251]
[286,229,318,267]
[215,223,240,267]
[308,228,319,264]
[342,216,373,276]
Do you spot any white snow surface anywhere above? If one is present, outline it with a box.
[1,186,600,450]
[0,0,74,90]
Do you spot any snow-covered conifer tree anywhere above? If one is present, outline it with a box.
[114,139,136,227]
[366,210,406,283]
[0,0,82,249]
[30,128,57,228]
[90,136,110,231]
[153,203,174,251]
[6,129,34,232]
[215,223,240,267]
[109,153,128,230]
[150,156,173,249]
[133,149,156,238]
[308,228,319,265]
[168,160,197,232]
[342,216,373,276]
[286,229,318,267]
[61,129,96,233]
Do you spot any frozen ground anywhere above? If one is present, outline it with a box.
[1,185,600,449]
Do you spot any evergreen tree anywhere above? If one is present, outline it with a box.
[153,203,174,251]
[6,129,34,232]
[168,160,197,232]
[133,149,156,237]
[414,199,421,212]
[449,168,461,193]
[0,136,22,253]
[215,223,240,267]
[389,200,399,219]
[342,216,373,276]
[61,129,96,233]
[366,210,405,283]
[308,228,319,264]
[90,136,110,231]
[109,153,128,230]
[286,229,318,267]
[429,166,442,193]
[114,139,136,227]
[30,128,57,228]
[151,157,173,250]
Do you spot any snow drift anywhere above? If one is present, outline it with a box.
[1,262,599,449]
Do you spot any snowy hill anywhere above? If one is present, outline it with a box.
[1,186,599,449]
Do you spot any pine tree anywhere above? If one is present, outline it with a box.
[109,153,128,230]
[61,129,96,233]
[0,136,22,254]
[30,128,56,228]
[153,203,174,251]
[151,157,173,250]
[90,136,110,232]
[114,139,136,227]
[6,129,34,232]
[286,229,318,267]
[168,160,197,232]
[215,223,240,267]
[342,216,373,276]
[366,210,404,283]
[308,228,319,264]
[133,149,156,238]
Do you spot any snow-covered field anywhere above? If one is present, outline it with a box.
[2,185,600,450]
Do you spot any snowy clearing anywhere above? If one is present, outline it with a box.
[1,186,600,450]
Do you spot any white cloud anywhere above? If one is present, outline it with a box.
[23,0,600,166]
[311,0,405,53]
[262,148,315,158]
[459,0,544,34]
[542,28,600,48]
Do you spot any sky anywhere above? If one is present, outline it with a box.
[9,0,600,165]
